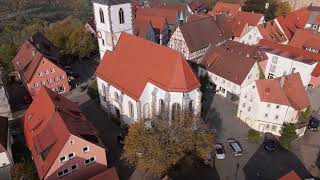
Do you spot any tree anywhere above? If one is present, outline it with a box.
[258,65,265,79]
[242,0,277,21]
[275,1,291,17]
[66,27,98,59]
[0,44,17,72]
[87,79,99,100]
[247,129,261,143]
[10,158,38,180]
[123,113,214,177]
[279,124,297,149]
[200,74,212,94]
[299,106,311,123]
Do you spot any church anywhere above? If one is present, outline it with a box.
[93,0,202,124]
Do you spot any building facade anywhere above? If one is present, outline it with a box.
[96,33,201,124]
[0,71,12,120]
[0,117,13,168]
[93,0,133,58]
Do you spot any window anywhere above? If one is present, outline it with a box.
[219,87,225,93]
[268,73,274,79]
[85,157,96,166]
[129,102,134,118]
[38,71,43,76]
[269,64,276,73]
[68,153,75,159]
[276,105,280,109]
[57,171,64,177]
[60,75,65,80]
[264,113,268,118]
[70,140,74,145]
[34,83,39,88]
[271,56,278,64]
[114,92,119,101]
[242,103,246,108]
[45,70,49,74]
[271,125,277,131]
[71,164,78,172]
[189,100,193,112]
[265,124,270,130]
[247,106,251,112]
[267,104,270,108]
[51,68,55,73]
[59,156,66,163]
[119,8,125,24]
[58,85,65,93]
[41,81,46,85]
[275,115,279,120]
[102,39,105,46]
[55,77,59,82]
[99,8,105,23]
[291,67,296,73]
[83,146,89,153]
[244,94,247,99]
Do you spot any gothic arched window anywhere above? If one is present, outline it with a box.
[119,8,125,24]
[99,8,105,23]
[129,102,134,118]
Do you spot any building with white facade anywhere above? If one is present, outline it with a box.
[0,71,12,120]
[92,0,133,59]
[0,117,13,168]
[168,15,233,63]
[198,40,260,98]
[260,40,320,87]
[237,73,310,136]
[96,33,201,124]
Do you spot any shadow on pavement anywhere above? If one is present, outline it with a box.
[244,135,313,179]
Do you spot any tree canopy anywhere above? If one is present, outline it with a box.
[123,114,214,177]
[279,123,297,149]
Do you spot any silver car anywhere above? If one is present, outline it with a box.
[227,139,243,157]
[215,143,226,160]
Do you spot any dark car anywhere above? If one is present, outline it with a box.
[264,139,276,152]
[308,117,319,131]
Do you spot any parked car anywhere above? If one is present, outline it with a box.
[227,138,242,156]
[215,143,225,160]
[308,117,319,131]
[264,139,276,152]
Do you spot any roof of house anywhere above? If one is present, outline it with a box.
[135,15,168,33]
[257,21,288,44]
[96,33,200,101]
[24,87,101,179]
[135,6,181,25]
[11,32,60,83]
[279,170,302,180]
[186,13,211,22]
[200,41,257,85]
[88,167,120,180]
[187,0,207,13]
[259,39,320,64]
[210,2,241,17]
[232,11,263,37]
[289,29,320,50]
[256,73,309,110]
[133,18,153,38]
[0,116,8,153]
[179,15,233,52]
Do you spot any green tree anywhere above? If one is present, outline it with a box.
[242,0,277,21]
[66,27,98,59]
[200,74,212,94]
[123,114,214,177]
[299,106,311,123]
[10,158,38,180]
[275,1,291,17]
[0,44,17,72]
[279,124,297,149]
[87,80,99,100]
[247,129,261,143]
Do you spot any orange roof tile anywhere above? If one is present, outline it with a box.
[96,33,200,101]
[135,14,168,32]
[257,21,288,44]
[210,2,241,17]
[289,29,320,50]
[135,6,181,25]
[232,11,263,37]
[256,73,309,110]
[279,170,301,180]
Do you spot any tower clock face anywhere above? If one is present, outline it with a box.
[97,31,102,39]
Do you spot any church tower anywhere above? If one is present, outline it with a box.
[92,0,133,59]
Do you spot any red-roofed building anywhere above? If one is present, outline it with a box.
[24,87,107,180]
[11,32,70,96]
[186,0,208,14]
[96,33,201,124]
[209,2,241,17]
[288,29,320,53]
[88,167,119,180]
[237,73,310,136]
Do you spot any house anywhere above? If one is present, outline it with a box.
[0,70,12,120]
[232,11,265,42]
[288,29,320,53]
[259,40,320,87]
[88,167,119,180]
[186,0,207,14]
[133,17,157,43]
[168,15,233,63]
[0,116,13,168]
[24,87,107,180]
[209,2,241,17]
[240,20,288,45]
[198,40,260,98]
[11,32,70,96]
[96,33,201,124]
[237,73,310,136]
[85,18,97,37]
[134,15,170,45]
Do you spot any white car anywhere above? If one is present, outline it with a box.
[215,144,225,160]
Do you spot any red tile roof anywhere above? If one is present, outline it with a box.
[96,33,200,100]
[0,116,8,153]
[135,6,181,25]
[279,170,301,180]
[256,73,309,110]
[24,87,100,179]
[187,0,207,13]
[210,2,241,17]
[133,18,153,38]
[312,63,320,77]
[289,29,320,50]
[200,41,257,85]
[257,21,288,44]
[88,167,119,180]
[135,14,168,33]
[232,11,263,37]
[186,13,210,22]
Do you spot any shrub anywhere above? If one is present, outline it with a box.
[248,129,261,143]
[279,124,297,149]
[87,80,99,100]
[230,93,239,102]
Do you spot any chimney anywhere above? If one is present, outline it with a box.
[280,76,285,88]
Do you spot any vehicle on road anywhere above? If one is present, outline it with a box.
[308,117,319,131]
[227,138,242,156]
[215,143,225,160]
[264,139,276,152]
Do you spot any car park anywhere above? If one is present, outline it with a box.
[215,143,226,160]
[227,138,242,157]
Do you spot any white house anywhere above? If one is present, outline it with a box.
[260,40,319,87]
[168,15,233,63]
[0,117,13,168]
[92,0,133,59]
[237,73,310,136]
[96,33,201,124]
[0,71,12,120]
[198,41,260,98]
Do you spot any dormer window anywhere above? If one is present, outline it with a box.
[99,8,105,23]
[119,8,125,24]
[313,24,318,30]
[68,152,75,159]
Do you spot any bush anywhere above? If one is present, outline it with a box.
[199,74,211,94]
[87,80,99,100]
[280,124,297,149]
[299,106,311,123]
[248,129,261,143]
[230,93,239,102]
